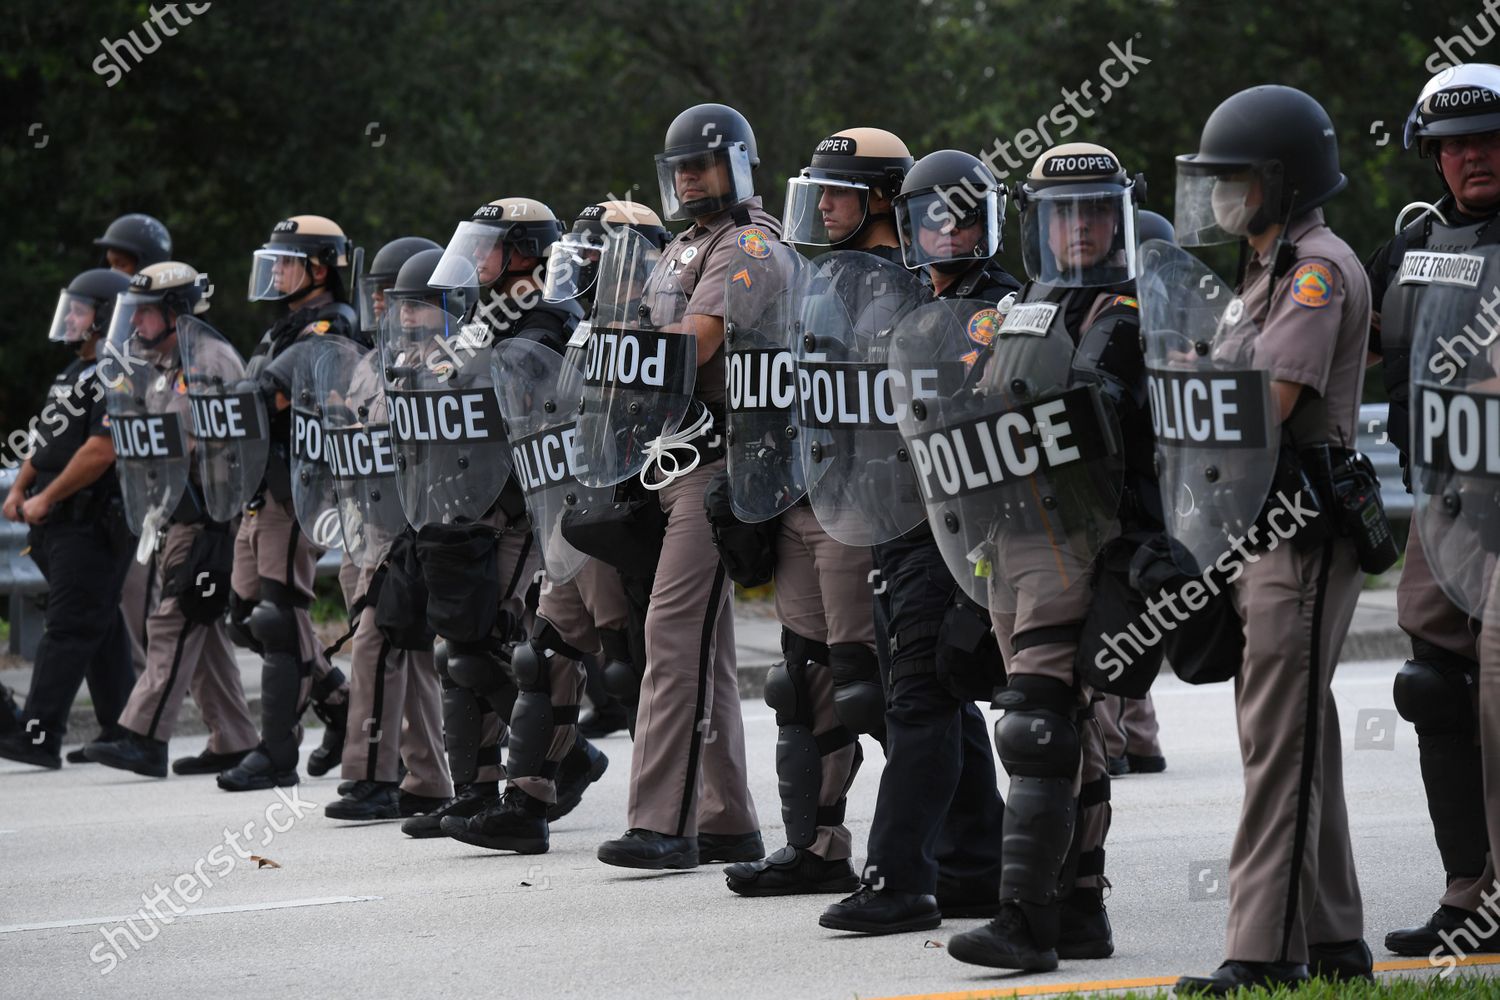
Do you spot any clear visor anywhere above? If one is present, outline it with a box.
[430,220,513,289]
[248,248,312,301]
[654,144,756,222]
[542,233,605,303]
[105,292,174,368]
[49,291,105,344]
[1020,187,1137,286]
[385,287,466,339]
[1173,163,1282,247]
[357,273,396,333]
[894,188,1001,268]
[782,176,870,246]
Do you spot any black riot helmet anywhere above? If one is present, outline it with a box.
[1135,209,1176,246]
[49,268,132,344]
[358,236,442,333]
[93,213,172,273]
[655,103,759,222]
[1405,63,1500,154]
[893,149,1004,273]
[1175,85,1346,245]
[385,248,469,332]
[783,127,914,247]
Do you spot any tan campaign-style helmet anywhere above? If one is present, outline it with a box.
[131,260,213,315]
[267,214,351,267]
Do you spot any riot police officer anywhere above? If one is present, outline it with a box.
[935,143,1152,969]
[819,149,1017,933]
[0,267,135,768]
[323,235,453,820]
[219,215,355,791]
[725,129,912,897]
[1167,87,1373,993]
[591,103,771,869]
[81,263,259,778]
[1382,63,1500,955]
[91,213,174,765]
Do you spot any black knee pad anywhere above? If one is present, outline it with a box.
[227,591,262,652]
[248,581,301,656]
[1394,657,1476,735]
[995,675,1081,779]
[763,660,814,728]
[829,642,884,737]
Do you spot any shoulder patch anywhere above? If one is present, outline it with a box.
[966,308,1002,347]
[174,371,188,395]
[737,228,772,259]
[1289,262,1334,309]
[308,320,332,335]
[1108,295,1138,310]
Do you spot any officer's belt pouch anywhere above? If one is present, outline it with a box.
[560,484,667,577]
[702,468,777,588]
[168,524,234,625]
[415,524,499,644]
[263,442,294,504]
[934,594,1006,701]
[1076,536,1163,698]
[375,531,436,650]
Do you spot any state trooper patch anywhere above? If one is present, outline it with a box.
[1289,263,1333,309]
[737,228,772,259]
[966,308,1001,347]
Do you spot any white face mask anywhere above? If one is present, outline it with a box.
[1210,179,1255,236]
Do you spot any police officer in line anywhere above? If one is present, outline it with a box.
[218,215,356,792]
[322,236,454,821]
[1375,64,1500,955]
[1168,87,1374,993]
[819,149,1018,933]
[81,263,260,778]
[405,200,608,845]
[89,213,176,767]
[592,103,771,870]
[0,267,136,769]
[934,143,1151,970]
[1096,207,1174,781]
[725,129,913,898]
[534,199,670,741]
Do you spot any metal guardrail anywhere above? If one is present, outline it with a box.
[0,407,1415,658]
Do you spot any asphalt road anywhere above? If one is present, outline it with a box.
[2,658,1496,1000]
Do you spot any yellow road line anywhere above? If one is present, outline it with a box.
[865,954,1500,1000]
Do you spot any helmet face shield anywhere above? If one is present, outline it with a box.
[893,187,1001,268]
[1020,186,1138,286]
[782,175,870,246]
[654,143,755,222]
[1173,160,1284,246]
[50,291,105,344]
[106,291,174,364]
[248,248,312,301]
[430,221,512,289]
[357,273,396,333]
[542,233,604,303]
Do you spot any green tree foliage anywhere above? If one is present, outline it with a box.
[0,0,1486,432]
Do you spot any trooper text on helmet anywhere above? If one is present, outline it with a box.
[1405,63,1500,216]
[248,215,352,303]
[783,128,913,249]
[654,103,759,222]
[109,261,213,366]
[1017,142,1145,287]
